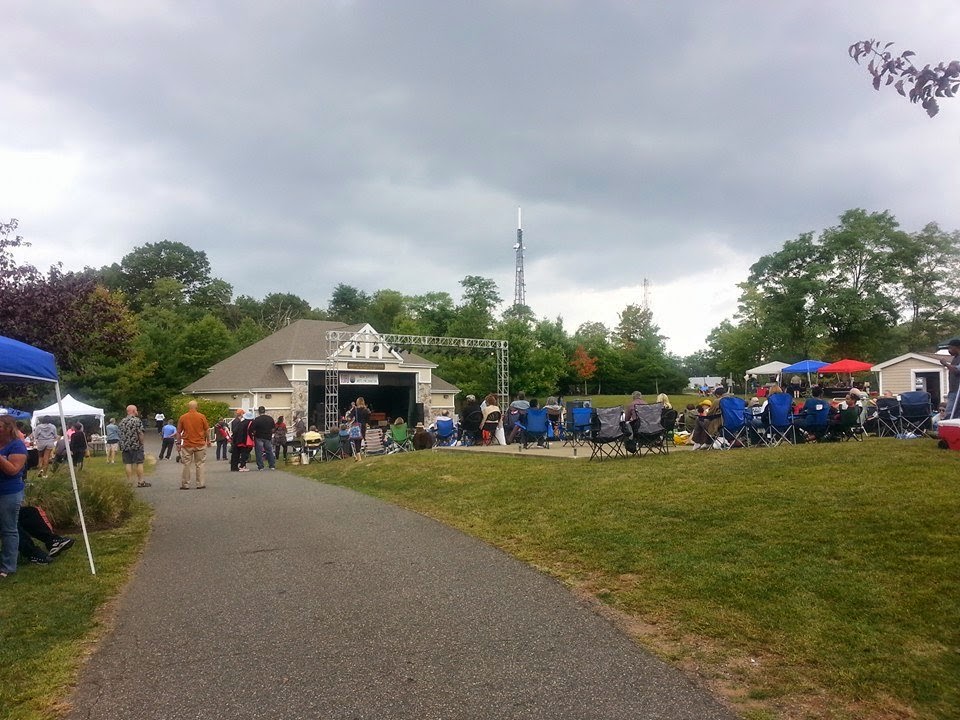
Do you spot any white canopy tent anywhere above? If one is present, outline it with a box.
[744,361,790,390]
[32,394,106,435]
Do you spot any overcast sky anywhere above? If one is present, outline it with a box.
[4,1,959,356]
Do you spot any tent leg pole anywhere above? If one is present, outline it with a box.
[55,383,96,575]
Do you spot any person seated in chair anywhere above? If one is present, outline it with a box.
[412,423,434,451]
[793,385,832,441]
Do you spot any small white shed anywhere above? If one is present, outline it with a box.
[871,352,947,400]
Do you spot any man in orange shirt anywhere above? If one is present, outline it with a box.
[176,401,211,490]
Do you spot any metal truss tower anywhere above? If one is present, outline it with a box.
[323,330,509,431]
[513,207,526,307]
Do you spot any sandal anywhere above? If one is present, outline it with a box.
[137,482,152,488]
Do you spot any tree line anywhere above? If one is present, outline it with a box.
[0,221,686,414]
[703,209,960,381]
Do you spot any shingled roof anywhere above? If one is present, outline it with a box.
[182,319,447,394]
[183,320,354,393]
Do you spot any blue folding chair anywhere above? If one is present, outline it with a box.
[718,396,749,448]
[434,417,456,446]
[564,407,593,446]
[521,407,551,448]
[765,393,796,445]
[794,397,831,441]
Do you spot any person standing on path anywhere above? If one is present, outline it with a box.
[177,401,210,489]
[104,417,120,464]
[32,415,58,477]
[154,411,165,435]
[0,415,28,579]
[229,409,252,472]
[250,406,276,471]
[214,419,231,461]
[159,418,177,460]
[119,405,150,488]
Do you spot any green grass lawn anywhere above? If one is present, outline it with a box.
[296,439,960,720]
[1,461,152,720]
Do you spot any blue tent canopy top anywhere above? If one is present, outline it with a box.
[0,335,58,383]
[781,359,828,374]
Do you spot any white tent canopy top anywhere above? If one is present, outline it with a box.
[32,394,106,434]
[746,360,790,377]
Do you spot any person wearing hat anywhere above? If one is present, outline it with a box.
[412,422,433,451]
[690,397,721,449]
[939,337,960,418]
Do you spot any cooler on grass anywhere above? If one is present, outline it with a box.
[938,418,960,450]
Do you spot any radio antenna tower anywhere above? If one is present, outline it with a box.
[513,207,526,307]
[642,277,651,310]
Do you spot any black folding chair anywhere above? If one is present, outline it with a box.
[588,407,627,461]
[630,403,668,456]
[875,397,901,437]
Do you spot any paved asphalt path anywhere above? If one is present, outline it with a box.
[67,440,735,720]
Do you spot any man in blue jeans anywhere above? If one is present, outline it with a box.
[249,406,277,471]
[0,415,28,578]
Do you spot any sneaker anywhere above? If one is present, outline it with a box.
[238,467,250,472]
[49,537,75,557]
[30,553,52,564]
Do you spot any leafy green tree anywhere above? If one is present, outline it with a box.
[327,284,370,324]
[366,289,408,333]
[110,240,216,310]
[406,292,455,336]
[889,222,960,350]
[448,276,502,338]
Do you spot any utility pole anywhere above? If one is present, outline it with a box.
[513,207,526,308]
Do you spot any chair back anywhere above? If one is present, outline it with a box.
[323,433,341,454]
[718,396,747,431]
[877,396,900,418]
[899,391,932,419]
[392,423,409,444]
[660,407,678,432]
[571,407,593,431]
[805,398,830,428]
[634,403,664,434]
[435,417,455,439]
[593,407,624,440]
[524,408,549,433]
[482,410,502,429]
[461,409,483,433]
[767,393,793,427]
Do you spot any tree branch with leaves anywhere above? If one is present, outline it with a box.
[849,39,959,117]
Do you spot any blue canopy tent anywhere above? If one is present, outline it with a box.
[0,335,96,574]
[782,359,829,390]
[0,406,31,419]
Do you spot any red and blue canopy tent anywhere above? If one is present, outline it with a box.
[0,335,96,574]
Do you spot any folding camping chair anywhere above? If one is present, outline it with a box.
[387,422,414,453]
[827,406,864,442]
[875,396,901,437]
[521,407,551,449]
[563,407,593,446]
[718,396,749,448]
[629,403,668,456]
[320,431,344,460]
[587,407,627,461]
[481,410,502,445]
[899,391,933,436]
[434,417,456,446]
[460,409,483,446]
[764,393,796,445]
[794,398,831,442]
[302,431,324,460]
